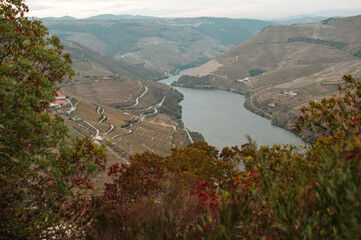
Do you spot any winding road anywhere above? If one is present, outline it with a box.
[128,82,148,108]
[184,128,194,143]
[142,96,166,117]
[96,106,115,137]
[67,101,116,141]
[249,94,272,118]
[66,99,78,114]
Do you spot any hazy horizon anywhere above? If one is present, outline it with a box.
[26,0,361,20]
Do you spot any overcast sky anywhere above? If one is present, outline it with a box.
[25,0,361,19]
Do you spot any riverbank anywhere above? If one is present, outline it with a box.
[160,69,304,149]
[170,75,306,144]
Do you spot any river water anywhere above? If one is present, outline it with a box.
[159,68,304,150]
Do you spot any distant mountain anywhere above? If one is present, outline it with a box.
[271,15,328,25]
[39,14,158,21]
[85,14,159,20]
[41,16,77,21]
[43,17,274,75]
[63,42,161,81]
[176,15,361,131]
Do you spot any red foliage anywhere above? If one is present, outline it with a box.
[95,153,166,223]
[107,163,120,176]
[231,169,261,191]
[190,180,218,212]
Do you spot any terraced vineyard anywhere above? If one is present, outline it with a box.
[113,116,176,155]
[53,29,198,170]
[73,102,109,132]
[57,76,192,160]
[62,79,143,107]
[175,15,361,132]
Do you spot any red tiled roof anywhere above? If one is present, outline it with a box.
[51,100,68,105]
[55,91,66,98]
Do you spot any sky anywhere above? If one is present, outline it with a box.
[25,0,361,19]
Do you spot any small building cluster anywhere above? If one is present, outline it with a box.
[268,102,276,108]
[50,91,69,108]
[283,90,297,97]
[237,77,250,84]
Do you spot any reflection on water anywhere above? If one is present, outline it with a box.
[160,69,304,150]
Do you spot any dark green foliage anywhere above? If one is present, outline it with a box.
[287,37,348,49]
[175,74,213,87]
[352,49,361,58]
[2,1,360,239]
[321,17,337,25]
[159,88,183,120]
[0,1,106,239]
[248,69,266,77]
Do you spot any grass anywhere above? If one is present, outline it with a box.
[74,102,99,119]
[112,114,181,156]
[105,128,129,139]
[73,101,109,132]
[67,126,85,138]
[63,80,142,107]
[65,98,187,157]
[102,105,134,127]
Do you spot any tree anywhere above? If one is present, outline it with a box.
[295,75,361,142]
[196,75,361,239]
[0,1,106,238]
[86,143,241,239]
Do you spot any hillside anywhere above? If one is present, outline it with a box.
[4,1,361,238]
[62,42,161,81]
[56,42,201,159]
[272,15,328,25]
[175,15,361,131]
[43,17,273,76]
[58,77,196,159]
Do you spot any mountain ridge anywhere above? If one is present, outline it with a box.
[62,41,161,81]
[43,17,274,76]
[175,14,361,133]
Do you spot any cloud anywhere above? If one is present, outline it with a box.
[30,4,52,11]
[25,0,361,19]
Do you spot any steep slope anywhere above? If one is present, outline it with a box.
[43,18,273,75]
[62,42,161,81]
[56,40,198,159]
[176,15,361,131]
[271,15,328,25]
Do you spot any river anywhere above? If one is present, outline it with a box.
[159,68,304,150]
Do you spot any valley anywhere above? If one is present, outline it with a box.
[52,14,361,156]
[175,15,361,134]
[4,0,361,237]
[47,16,280,162]
[159,69,303,149]
[53,45,196,165]
[43,17,274,77]
[57,76,196,155]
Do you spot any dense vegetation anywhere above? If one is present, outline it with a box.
[83,76,361,240]
[248,69,267,77]
[1,1,360,239]
[287,37,348,49]
[0,1,107,238]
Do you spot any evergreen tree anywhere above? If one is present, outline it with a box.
[0,1,106,238]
